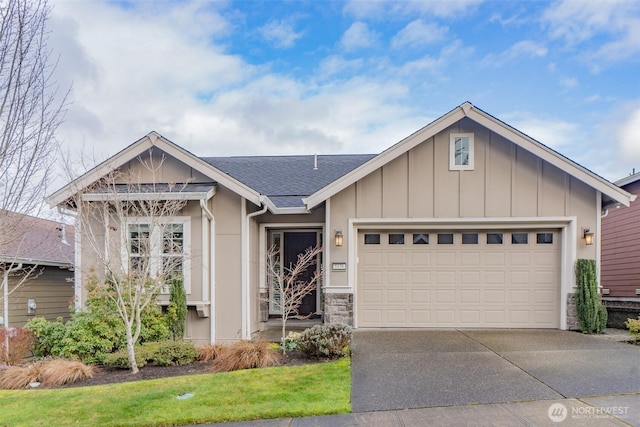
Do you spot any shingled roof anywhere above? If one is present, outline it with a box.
[202,154,376,208]
[0,211,74,266]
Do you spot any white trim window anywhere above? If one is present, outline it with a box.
[124,217,191,294]
[450,133,474,170]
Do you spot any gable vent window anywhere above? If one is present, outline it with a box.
[450,133,474,171]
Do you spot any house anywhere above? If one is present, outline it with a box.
[46,102,634,345]
[601,171,640,327]
[0,212,75,329]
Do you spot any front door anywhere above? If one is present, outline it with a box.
[269,230,321,317]
[284,232,318,316]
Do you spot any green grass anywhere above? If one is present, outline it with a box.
[0,358,351,427]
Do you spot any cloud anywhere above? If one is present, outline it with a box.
[543,0,640,68]
[259,18,304,48]
[340,22,378,51]
[481,40,547,67]
[344,0,483,19]
[616,107,640,173]
[501,112,578,150]
[391,19,448,49]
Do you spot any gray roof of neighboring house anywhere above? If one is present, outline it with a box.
[202,154,376,208]
[615,171,640,188]
[0,211,74,266]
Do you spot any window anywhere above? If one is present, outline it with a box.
[512,233,528,244]
[125,218,190,293]
[537,233,553,244]
[364,234,380,244]
[462,233,478,244]
[487,233,503,244]
[389,233,405,244]
[413,233,429,244]
[438,233,454,244]
[450,133,474,170]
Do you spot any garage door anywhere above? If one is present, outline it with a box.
[357,230,560,328]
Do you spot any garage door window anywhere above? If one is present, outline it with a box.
[487,233,503,244]
[389,234,405,244]
[462,233,478,244]
[438,233,454,244]
[537,233,553,244]
[413,233,429,244]
[364,234,380,244]
[512,233,528,244]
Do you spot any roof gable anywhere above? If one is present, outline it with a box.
[306,102,633,209]
[47,132,261,208]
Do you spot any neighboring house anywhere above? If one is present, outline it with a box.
[46,102,634,345]
[0,212,75,329]
[601,171,640,327]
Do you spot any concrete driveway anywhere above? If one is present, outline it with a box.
[351,329,640,413]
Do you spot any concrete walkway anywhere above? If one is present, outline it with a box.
[200,329,640,426]
[213,394,640,426]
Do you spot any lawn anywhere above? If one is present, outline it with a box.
[0,358,351,427]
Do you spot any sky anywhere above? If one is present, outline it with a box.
[47,0,640,184]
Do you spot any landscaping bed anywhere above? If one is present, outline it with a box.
[56,350,322,388]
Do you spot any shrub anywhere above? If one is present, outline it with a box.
[281,331,300,352]
[575,259,607,333]
[38,359,95,387]
[198,344,228,362]
[214,341,281,372]
[25,274,170,365]
[296,323,352,359]
[167,277,187,341]
[0,328,34,365]
[104,347,149,370]
[104,340,198,369]
[25,317,66,359]
[626,318,640,342]
[0,359,94,389]
[149,340,198,366]
[0,364,41,389]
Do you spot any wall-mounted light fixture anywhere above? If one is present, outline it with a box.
[582,228,594,246]
[334,230,343,247]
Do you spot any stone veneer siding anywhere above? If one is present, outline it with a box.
[324,293,353,326]
[566,293,579,331]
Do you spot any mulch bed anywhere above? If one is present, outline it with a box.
[57,351,323,389]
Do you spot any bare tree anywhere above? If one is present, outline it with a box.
[265,244,322,355]
[0,0,67,360]
[70,153,189,373]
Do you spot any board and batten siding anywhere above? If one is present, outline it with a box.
[3,267,74,328]
[601,179,640,297]
[327,117,598,288]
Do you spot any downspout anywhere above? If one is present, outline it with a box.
[243,197,268,339]
[57,206,80,311]
[200,199,216,344]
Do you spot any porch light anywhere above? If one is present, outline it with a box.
[582,228,594,246]
[334,230,343,247]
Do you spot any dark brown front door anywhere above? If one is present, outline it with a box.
[284,231,318,316]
